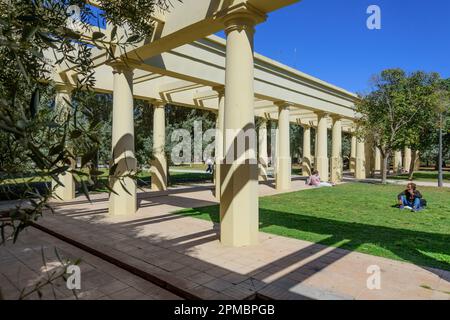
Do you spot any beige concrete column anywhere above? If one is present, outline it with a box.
[350,134,357,173]
[258,118,269,181]
[315,112,329,180]
[275,102,291,191]
[151,103,167,191]
[214,87,225,198]
[393,150,402,174]
[365,140,375,178]
[331,116,342,183]
[414,151,421,171]
[355,138,366,179]
[52,85,76,201]
[374,147,381,172]
[403,147,412,172]
[314,128,318,168]
[220,11,264,247]
[301,125,312,177]
[108,61,137,216]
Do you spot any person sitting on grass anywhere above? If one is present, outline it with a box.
[308,170,334,187]
[397,182,426,212]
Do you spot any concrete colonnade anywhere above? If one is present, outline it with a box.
[315,112,329,180]
[258,118,269,181]
[219,11,261,247]
[275,103,291,191]
[52,85,76,201]
[151,102,168,192]
[108,61,137,216]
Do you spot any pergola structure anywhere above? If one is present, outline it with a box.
[49,0,387,247]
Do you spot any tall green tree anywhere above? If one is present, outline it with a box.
[356,69,441,183]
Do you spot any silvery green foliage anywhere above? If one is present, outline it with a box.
[0,0,176,243]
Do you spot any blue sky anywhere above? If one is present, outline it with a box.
[221,0,450,94]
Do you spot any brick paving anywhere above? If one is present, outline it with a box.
[0,228,181,300]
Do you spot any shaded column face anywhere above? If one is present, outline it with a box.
[350,135,357,173]
[393,150,402,174]
[355,138,366,179]
[302,125,312,176]
[331,117,342,183]
[214,88,225,199]
[52,86,76,201]
[220,12,261,247]
[374,147,381,171]
[258,118,268,181]
[403,147,412,171]
[109,62,137,216]
[151,104,167,191]
[275,104,291,191]
[315,112,329,181]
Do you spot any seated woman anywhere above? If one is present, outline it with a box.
[397,182,426,212]
[309,170,333,187]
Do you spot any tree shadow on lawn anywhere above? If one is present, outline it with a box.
[180,206,450,273]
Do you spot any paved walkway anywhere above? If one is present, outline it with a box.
[0,228,181,300]
[25,180,450,300]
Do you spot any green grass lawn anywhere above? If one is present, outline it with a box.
[390,171,450,182]
[178,183,450,271]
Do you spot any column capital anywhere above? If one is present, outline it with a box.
[330,114,342,122]
[212,85,225,96]
[153,101,166,109]
[301,123,311,129]
[274,101,290,110]
[107,59,138,75]
[222,3,266,35]
[314,111,329,119]
[54,83,73,94]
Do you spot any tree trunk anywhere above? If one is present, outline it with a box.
[408,149,417,180]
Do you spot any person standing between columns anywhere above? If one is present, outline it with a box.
[108,60,137,216]
[315,111,329,181]
[258,117,269,181]
[301,124,312,177]
[275,102,291,191]
[331,115,343,183]
[220,8,266,247]
[151,102,167,191]
[52,84,76,201]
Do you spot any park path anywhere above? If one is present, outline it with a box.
[21,179,450,300]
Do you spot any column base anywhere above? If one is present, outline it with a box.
[276,156,291,191]
[52,172,76,201]
[315,156,329,181]
[220,162,259,247]
[331,157,343,183]
[108,176,137,216]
